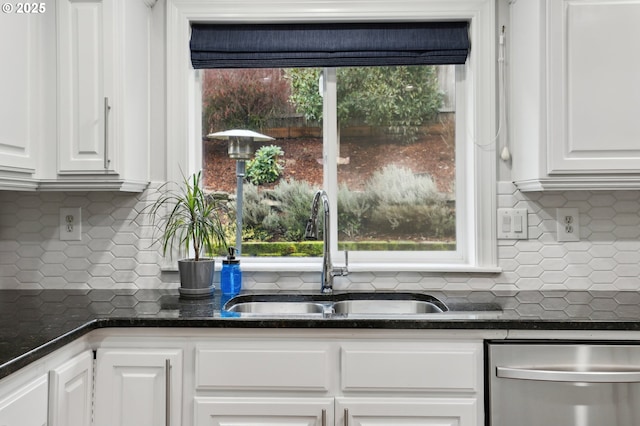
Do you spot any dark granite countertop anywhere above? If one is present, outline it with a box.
[3,288,640,379]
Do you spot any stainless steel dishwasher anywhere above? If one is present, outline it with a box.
[488,342,640,426]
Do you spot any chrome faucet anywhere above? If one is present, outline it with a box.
[304,190,348,293]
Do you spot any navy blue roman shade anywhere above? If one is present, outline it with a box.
[190,22,470,69]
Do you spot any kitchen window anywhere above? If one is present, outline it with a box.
[165,0,498,272]
[201,65,460,266]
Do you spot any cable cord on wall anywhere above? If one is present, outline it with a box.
[472,25,510,164]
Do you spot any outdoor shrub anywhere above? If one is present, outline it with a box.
[202,69,293,134]
[286,68,324,122]
[421,203,456,239]
[242,241,323,257]
[238,179,317,242]
[337,185,371,238]
[238,169,454,247]
[246,145,284,185]
[287,66,443,142]
[265,179,317,241]
[368,203,455,239]
[365,165,442,206]
[357,165,454,240]
[339,241,455,251]
[239,183,271,229]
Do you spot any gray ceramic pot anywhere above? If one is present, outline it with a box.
[177,258,215,299]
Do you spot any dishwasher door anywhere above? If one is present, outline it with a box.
[488,343,640,426]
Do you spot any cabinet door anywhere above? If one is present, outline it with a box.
[56,0,152,190]
[57,0,115,174]
[547,0,640,174]
[336,397,478,426]
[0,374,48,426]
[48,350,94,426]
[194,397,333,426]
[0,9,40,189]
[93,348,182,426]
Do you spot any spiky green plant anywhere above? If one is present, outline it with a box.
[145,171,228,261]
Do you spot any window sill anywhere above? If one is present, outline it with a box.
[161,259,501,274]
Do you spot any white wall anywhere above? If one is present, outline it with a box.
[1,184,639,291]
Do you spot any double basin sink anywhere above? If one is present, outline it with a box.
[222,291,490,319]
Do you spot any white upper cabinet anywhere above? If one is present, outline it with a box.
[57,0,114,174]
[0,12,43,190]
[54,0,154,191]
[510,0,640,191]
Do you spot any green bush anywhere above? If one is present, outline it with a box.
[286,68,324,122]
[338,241,455,251]
[240,240,455,256]
[242,241,324,257]
[246,145,284,185]
[240,180,317,242]
[287,66,443,142]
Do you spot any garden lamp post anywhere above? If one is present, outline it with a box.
[207,129,274,255]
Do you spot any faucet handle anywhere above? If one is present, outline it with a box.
[333,251,349,277]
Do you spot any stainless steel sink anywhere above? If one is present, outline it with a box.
[222,292,451,318]
[332,299,445,315]
[224,301,327,316]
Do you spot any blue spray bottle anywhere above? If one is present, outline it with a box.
[220,247,242,296]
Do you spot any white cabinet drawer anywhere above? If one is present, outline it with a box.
[341,342,481,392]
[195,342,331,391]
[194,397,333,426]
[336,397,479,426]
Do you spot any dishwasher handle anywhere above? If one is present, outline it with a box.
[496,366,640,383]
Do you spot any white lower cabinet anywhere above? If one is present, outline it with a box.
[93,348,183,426]
[194,398,333,426]
[192,334,483,426]
[48,350,94,426]
[0,374,48,426]
[336,341,481,426]
[0,330,484,426]
[0,343,93,426]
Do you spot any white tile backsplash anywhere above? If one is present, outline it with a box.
[0,182,639,291]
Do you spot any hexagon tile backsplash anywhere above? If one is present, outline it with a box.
[1,181,639,291]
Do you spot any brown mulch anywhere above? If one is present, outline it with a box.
[203,132,455,195]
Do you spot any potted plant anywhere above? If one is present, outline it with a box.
[146,171,228,298]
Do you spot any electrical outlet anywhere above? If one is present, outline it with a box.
[556,208,579,242]
[60,207,82,241]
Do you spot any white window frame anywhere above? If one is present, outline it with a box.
[166,0,499,273]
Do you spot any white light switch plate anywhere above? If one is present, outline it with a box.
[60,207,82,241]
[497,208,528,239]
